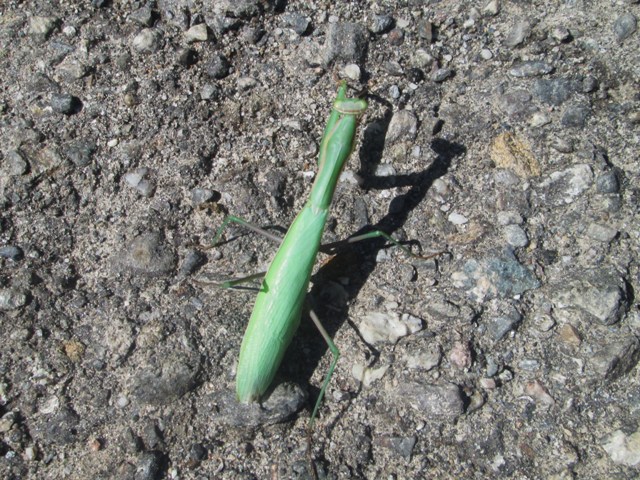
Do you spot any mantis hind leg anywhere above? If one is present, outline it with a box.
[307,308,341,430]
[193,271,266,290]
[212,215,284,246]
[322,229,444,260]
[306,307,340,480]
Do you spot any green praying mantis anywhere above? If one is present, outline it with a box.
[211,82,422,428]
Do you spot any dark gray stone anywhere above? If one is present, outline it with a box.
[281,13,310,35]
[323,22,368,65]
[453,250,541,302]
[371,14,394,34]
[0,288,28,310]
[432,68,453,82]
[488,313,522,341]
[561,104,590,128]
[178,249,206,276]
[6,150,29,175]
[551,267,629,325]
[135,451,165,480]
[533,78,579,106]
[596,171,620,194]
[375,435,417,459]
[206,54,230,79]
[51,93,81,114]
[614,13,637,42]
[590,337,640,382]
[66,141,96,167]
[130,6,155,27]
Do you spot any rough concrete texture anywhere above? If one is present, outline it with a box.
[1,1,639,478]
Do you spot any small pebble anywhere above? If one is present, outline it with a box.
[488,313,522,341]
[432,68,453,83]
[503,224,529,248]
[130,6,154,27]
[602,429,640,467]
[6,150,29,175]
[24,445,38,461]
[557,323,582,349]
[614,13,637,42]
[533,78,578,106]
[0,288,28,310]
[518,359,540,371]
[551,26,571,42]
[386,110,418,143]
[480,378,497,389]
[184,23,209,43]
[179,250,206,277]
[582,75,599,93]
[191,188,214,205]
[404,346,441,371]
[417,20,433,42]
[358,311,423,345]
[237,77,258,91]
[281,13,310,35]
[376,435,416,460]
[448,212,468,225]
[497,211,523,226]
[29,16,58,38]
[412,49,434,68]
[561,104,590,128]
[206,54,231,79]
[200,84,218,100]
[51,93,80,114]
[383,60,404,76]
[131,29,163,53]
[505,20,531,47]
[343,63,361,81]
[551,137,574,153]
[375,164,396,177]
[482,0,500,17]
[480,48,493,60]
[388,28,404,46]
[124,168,155,197]
[524,379,555,406]
[533,313,555,332]
[449,341,472,369]
[371,14,394,34]
[352,364,390,388]
[486,357,500,377]
[585,223,618,243]
[66,141,96,167]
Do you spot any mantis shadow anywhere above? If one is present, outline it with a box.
[284,99,466,434]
